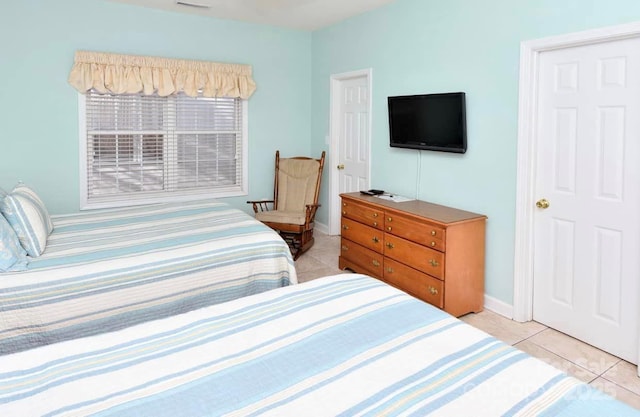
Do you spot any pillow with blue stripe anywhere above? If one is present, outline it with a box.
[12,183,53,234]
[0,213,28,271]
[0,184,52,257]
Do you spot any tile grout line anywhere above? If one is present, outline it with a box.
[516,326,548,345]
[513,337,599,382]
[599,359,623,377]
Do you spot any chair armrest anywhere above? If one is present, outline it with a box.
[304,203,321,224]
[247,200,275,213]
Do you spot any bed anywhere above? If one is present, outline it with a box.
[0,274,637,416]
[0,200,296,354]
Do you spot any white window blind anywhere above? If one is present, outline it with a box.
[79,91,247,209]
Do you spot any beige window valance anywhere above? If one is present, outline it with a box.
[68,50,256,99]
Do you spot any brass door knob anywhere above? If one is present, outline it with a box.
[536,198,550,209]
[337,164,345,170]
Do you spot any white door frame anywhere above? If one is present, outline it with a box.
[513,21,640,323]
[328,68,373,236]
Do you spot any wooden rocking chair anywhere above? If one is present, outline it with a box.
[248,150,326,260]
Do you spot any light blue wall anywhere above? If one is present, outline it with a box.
[310,0,640,305]
[0,0,311,214]
[5,0,640,306]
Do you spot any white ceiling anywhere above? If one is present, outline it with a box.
[109,0,396,31]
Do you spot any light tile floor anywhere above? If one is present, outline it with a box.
[296,231,640,410]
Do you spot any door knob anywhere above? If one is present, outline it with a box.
[337,164,345,170]
[536,198,550,209]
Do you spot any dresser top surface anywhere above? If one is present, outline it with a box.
[341,193,487,224]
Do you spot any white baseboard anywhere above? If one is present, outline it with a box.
[314,221,330,235]
[484,294,514,319]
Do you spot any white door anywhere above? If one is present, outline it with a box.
[329,71,371,235]
[533,36,640,363]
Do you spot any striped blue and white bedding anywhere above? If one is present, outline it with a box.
[0,274,637,417]
[0,200,296,354]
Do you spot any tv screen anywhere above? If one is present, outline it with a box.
[388,92,467,153]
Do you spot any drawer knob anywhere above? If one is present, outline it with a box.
[342,225,349,230]
[372,260,380,267]
[387,217,392,222]
[341,245,349,251]
[387,226,392,232]
[386,267,394,273]
[429,259,439,267]
[430,241,436,247]
[428,286,438,295]
[342,211,347,215]
[343,203,347,207]
[386,242,394,249]
[431,230,437,236]
[373,221,378,227]
[372,236,379,243]
[373,213,379,218]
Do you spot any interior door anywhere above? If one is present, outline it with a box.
[338,76,369,193]
[329,73,370,234]
[533,36,640,363]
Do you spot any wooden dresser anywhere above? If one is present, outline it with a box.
[338,192,487,317]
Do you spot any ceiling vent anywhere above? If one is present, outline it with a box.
[175,1,211,9]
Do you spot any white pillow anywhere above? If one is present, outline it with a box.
[0,185,51,257]
[12,183,53,234]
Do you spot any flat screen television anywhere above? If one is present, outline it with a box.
[388,92,467,153]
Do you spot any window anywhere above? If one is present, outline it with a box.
[79,91,248,209]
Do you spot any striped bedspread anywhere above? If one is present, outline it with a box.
[0,200,296,354]
[0,274,636,417]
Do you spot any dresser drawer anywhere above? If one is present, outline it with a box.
[383,258,444,309]
[385,211,445,251]
[341,199,384,230]
[341,217,383,253]
[340,238,384,278]
[384,234,445,280]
